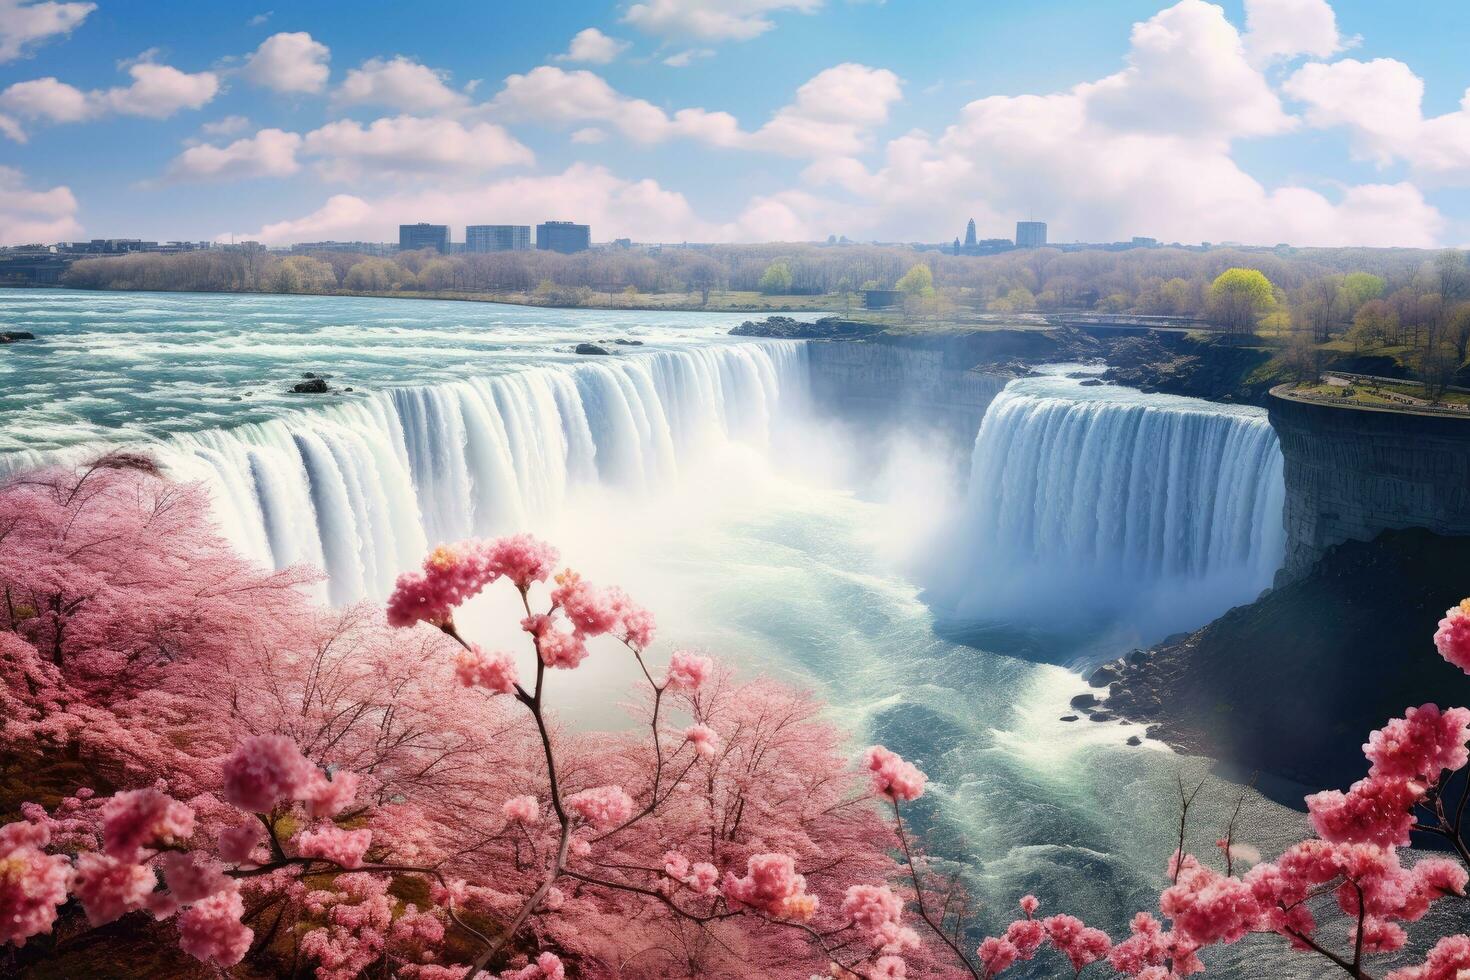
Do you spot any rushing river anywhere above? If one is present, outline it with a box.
[1,289,1455,976]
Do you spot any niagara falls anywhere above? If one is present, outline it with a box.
[8,2,1470,977]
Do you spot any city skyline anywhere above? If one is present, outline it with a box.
[2,0,1470,248]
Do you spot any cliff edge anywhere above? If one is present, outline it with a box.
[1089,529,1470,795]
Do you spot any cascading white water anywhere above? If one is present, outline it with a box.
[935,373,1285,646]
[154,342,808,605]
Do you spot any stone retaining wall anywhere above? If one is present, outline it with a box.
[1268,387,1470,576]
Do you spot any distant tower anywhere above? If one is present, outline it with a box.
[1016,221,1048,248]
[964,218,977,247]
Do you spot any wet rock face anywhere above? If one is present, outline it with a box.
[730,315,881,340]
[291,377,330,393]
[575,343,611,355]
[0,331,36,343]
[1083,529,1470,794]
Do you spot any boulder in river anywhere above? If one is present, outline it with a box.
[1069,693,1099,710]
[291,377,330,394]
[576,343,611,356]
[0,331,36,344]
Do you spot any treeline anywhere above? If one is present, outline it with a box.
[61,242,1449,311]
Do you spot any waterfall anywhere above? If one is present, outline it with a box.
[150,342,808,606]
[936,375,1285,646]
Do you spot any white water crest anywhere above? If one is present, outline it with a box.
[155,342,808,605]
[934,372,1285,647]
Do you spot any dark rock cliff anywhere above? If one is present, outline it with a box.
[1088,529,1470,796]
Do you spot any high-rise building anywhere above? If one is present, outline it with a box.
[399,223,449,254]
[466,225,531,252]
[965,218,977,247]
[1016,221,1048,248]
[536,221,591,254]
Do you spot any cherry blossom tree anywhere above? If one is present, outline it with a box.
[1,463,956,979]
[10,458,1470,980]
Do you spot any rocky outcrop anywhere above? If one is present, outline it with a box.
[731,315,881,339]
[0,331,36,343]
[291,377,330,394]
[1101,333,1275,404]
[1269,388,1470,577]
[1084,529,1470,794]
[575,343,611,356]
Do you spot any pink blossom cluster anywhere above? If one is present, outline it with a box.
[1389,934,1470,980]
[551,570,656,650]
[295,826,373,869]
[976,896,1122,979]
[684,723,719,758]
[176,888,253,968]
[216,819,264,864]
[1434,599,1470,673]
[0,821,73,946]
[72,851,158,925]
[1306,775,1422,848]
[1104,912,1181,976]
[502,795,539,824]
[1041,913,1112,972]
[499,951,566,980]
[454,644,519,695]
[863,745,927,802]
[1159,857,1259,947]
[299,873,396,980]
[387,535,559,628]
[843,882,919,955]
[520,613,588,669]
[661,851,719,895]
[721,852,818,921]
[566,785,633,830]
[158,852,231,904]
[1363,703,1470,782]
[221,734,356,818]
[100,788,195,861]
[663,649,713,691]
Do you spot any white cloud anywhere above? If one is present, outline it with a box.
[166,128,302,181]
[768,1,1440,247]
[490,62,899,158]
[231,163,716,245]
[624,0,822,42]
[333,56,468,113]
[96,61,219,118]
[663,48,714,68]
[554,27,629,65]
[1079,0,1293,140]
[0,59,218,134]
[1242,0,1343,65]
[570,126,607,144]
[302,115,534,179]
[0,0,93,63]
[247,10,271,27]
[0,165,81,243]
[0,112,23,141]
[0,75,89,123]
[1284,58,1470,184]
[243,31,330,94]
[201,114,251,137]
[167,115,535,183]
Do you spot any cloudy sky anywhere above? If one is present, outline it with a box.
[1,0,1469,248]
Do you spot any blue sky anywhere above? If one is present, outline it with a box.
[2,0,1470,247]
